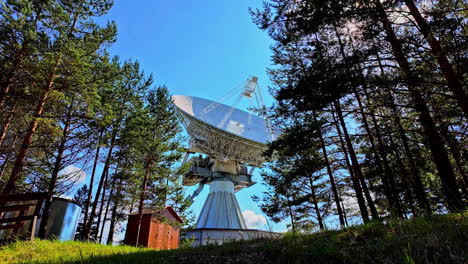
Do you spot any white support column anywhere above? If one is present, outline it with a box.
[195,179,247,229]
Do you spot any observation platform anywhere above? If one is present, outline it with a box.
[182,156,255,192]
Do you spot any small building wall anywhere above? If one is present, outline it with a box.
[148,221,180,250]
[124,214,151,246]
[124,207,182,250]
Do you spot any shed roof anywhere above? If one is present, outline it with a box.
[128,206,183,223]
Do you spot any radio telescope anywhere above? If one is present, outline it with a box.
[173,77,277,243]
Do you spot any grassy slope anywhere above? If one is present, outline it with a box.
[0,213,466,264]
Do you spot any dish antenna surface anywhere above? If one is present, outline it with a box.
[173,77,276,231]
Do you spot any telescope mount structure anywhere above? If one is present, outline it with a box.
[173,77,277,245]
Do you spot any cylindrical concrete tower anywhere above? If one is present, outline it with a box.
[195,179,247,229]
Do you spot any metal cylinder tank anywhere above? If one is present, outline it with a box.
[44,197,81,241]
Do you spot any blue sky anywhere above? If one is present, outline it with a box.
[86,0,290,233]
[100,0,274,101]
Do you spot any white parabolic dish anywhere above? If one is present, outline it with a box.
[172,95,276,166]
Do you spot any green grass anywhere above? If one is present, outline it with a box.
[0,240,152,264]
[0,213,466,264]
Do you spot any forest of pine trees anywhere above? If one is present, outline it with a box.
[251,0,467,231]
[0,0,192,243]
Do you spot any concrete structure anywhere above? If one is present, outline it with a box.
[196,180,246,229]
[183,229,281,246]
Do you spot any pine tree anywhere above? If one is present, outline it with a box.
[120,86,184,245]
[3,0,117,194]
[250,0,467,223]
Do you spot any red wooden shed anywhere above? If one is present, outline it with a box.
[124,206,183,249]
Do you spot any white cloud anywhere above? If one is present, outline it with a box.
[242,210,267,229]
[60,165,87,183]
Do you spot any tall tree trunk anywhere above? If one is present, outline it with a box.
[287,201,296,233]
[338,187,349,226]
[353,87,403,218]
[362,90,405,218]
[385,122,417,216]
[0,6,69,193]
[313,111,345,227]
[86,88,129,238]
[373,0,464,211]
[107,201,118,245]
[390,93,431,213]
[308,176,324,230]
[107,197,118,245]
[310,32,360,223]
[98,160,120,242]
[431,103,468,197]
[85,132,117,240]
[2,69,57,193]
[333,100,380,220]
[38,101,72,237]
[99,177,116,243]
[331,105,370,222]
[107,178,122,245]
[135,162,151,246]
[403,0,468,118]
[335,23,402,217]
[95,169,110,241]
[163,177,170,206]
[373,44,431,214]
[82,129,104,238]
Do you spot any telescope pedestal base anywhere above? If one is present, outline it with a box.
[195,179,246,229]
[183,228,281,246]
